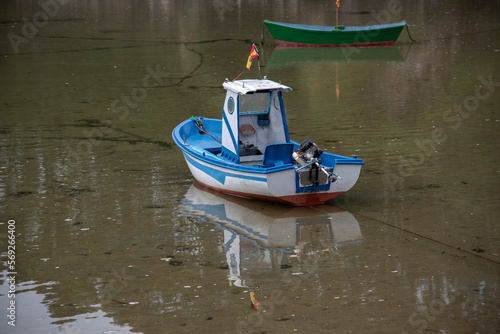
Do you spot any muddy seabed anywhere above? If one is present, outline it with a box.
[0,1,499,333]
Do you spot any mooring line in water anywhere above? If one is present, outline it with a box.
[356,211,500,271]
[74,119,172,148]
[419,27,500,44]
[405,23,415,42]
[312,206,500,271]
[2,34,252,57]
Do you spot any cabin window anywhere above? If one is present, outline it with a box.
[273,95,280,109]
[239,92,270,115]
[227,96,235,114]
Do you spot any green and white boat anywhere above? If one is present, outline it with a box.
[263,20,407,47]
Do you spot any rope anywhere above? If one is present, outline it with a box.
[405,23,416,42]
[190,117,222,143]
[233,70,244,82]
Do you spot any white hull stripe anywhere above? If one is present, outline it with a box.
[185,154,267,185]
[222,112,238,154]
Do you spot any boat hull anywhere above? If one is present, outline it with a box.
[174,127,363,206]
[183,152,357,206]
[264,20,406,47]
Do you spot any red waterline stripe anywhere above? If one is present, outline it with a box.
[194,180,343,206]
[274,39,396,48]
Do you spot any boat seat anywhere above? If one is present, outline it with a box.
[186,134,221,153]
[261,143,294,167]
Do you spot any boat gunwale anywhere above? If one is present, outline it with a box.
[172,118,364,176]
[263,19,407,33]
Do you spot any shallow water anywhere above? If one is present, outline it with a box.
[0,1,499,333]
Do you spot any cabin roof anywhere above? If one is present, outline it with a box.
[223,78,292,95]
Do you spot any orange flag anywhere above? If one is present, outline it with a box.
[336,0,340,8]
[246,44,259,70]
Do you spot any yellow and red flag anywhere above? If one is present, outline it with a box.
[250,291,261,313]
[336,0,340,8]
[246,44,259,70]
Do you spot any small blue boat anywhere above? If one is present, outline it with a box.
[172,77,364,206]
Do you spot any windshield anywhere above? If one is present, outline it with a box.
[239,92,269,115]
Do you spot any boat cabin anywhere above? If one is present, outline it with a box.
[220,77,293,165]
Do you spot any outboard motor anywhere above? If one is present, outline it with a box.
[293,139,323,165]
[293,139,339,187]
[293,139,323,166]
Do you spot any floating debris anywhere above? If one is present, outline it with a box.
[65,188,95,196]
[10,191,34,198]
[169,260,184,266]
[472,247,485,253]
[364,169,384,174]
[146,204,165,209]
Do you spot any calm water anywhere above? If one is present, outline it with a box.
[1,1,499,333]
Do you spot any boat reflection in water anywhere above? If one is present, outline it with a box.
[180,183,363,289]
[264,45,405,68]
[263,45,405,100]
